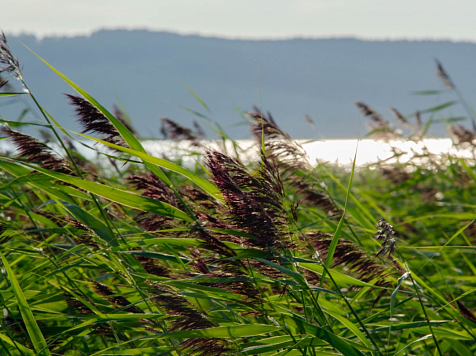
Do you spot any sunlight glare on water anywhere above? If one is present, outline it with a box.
[0,138,471,169]
[300,138,466,167]
[142,138,471,167]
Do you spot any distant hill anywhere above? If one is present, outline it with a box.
[3,29,476,139]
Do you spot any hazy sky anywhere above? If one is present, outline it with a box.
[3,0,476,41]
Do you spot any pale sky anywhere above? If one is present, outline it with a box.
[3,0,476,41]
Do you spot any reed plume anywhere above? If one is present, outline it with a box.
[0,75,11,91]
[248,107,308,172]
[161,117,203,146]
[1,127,73,174]
[128,172,180,231]
[94,282,143,313]
[113,104,136,134]
[67,94,126,149]
[308,231,388,285]
[152,285,229,356]
[435,59,455,89]
[0,32,21,79]
[356,101,397,139]
[390,107,408,125]
[206,150,288,249]
[449,124,475,146]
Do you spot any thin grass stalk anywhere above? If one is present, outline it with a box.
[436,59,476,124]
[409,273,443,356]
[283,328,309,356]
[6,185,91,306]
[319,141,359,288]
[319,261,384,356]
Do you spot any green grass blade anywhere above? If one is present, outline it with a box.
[162,324,280,339]
[325,309,371,348]
[393,334,432,356]
[391,272,410,318]
[281,315,366,356]
[1,253,51,356]
[182,82,212,114]
[25,45,195,212]
[0,92,27,97]
[4,159,193,222]
[75,131,222,201]
[323,142,359,277]
[61,202,118,247]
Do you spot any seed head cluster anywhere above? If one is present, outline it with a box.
[374,218,397,258]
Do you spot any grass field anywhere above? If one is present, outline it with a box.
[1,32,476,356]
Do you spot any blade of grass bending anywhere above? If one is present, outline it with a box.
[253,258,308,287]
[390,272,411,319]
[281,315,366,356]
[160,324,281,339]
[318,259,384,356]
[419,100,457,115]
[1,253,51,356]
[409,272,443,356]
[75,132,222,201]
[0,92,27,97]
[323,168,374,229]
[388,271,411,354]
[9,160,194,222]
[61,202,118,247]
[26,46,199,221]
[324,309,371,348]
[321,140,359,281]
[0,333,34,355]
[299,263,384,288]
[417,219,475,274]
[393,334,432,356]
[182,82,212,114]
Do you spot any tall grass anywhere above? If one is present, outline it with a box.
[1,32,476,356]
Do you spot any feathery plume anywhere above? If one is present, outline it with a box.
[356,101,396,138]
[0,32,21,80]
[309,231,388,285]
[248,106,289,140]
[206,150,288,249]
[435,59,455,89]
[128,173,180,231]
[0,76,11,91]
[390,107,408,125]
[1,127,72,174]
[113,104,136,135]
[457,300,476,324]
[138,256,171,277]
[248,107,309,172]
[152,285,229,355]
[94,282,143,313]
[449,124,475,146]
[66,94,126,149]
[288,176,340,218]
[161,118,202,146]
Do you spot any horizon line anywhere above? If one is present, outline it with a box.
[5,26,476,44]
